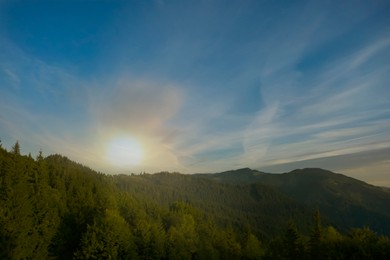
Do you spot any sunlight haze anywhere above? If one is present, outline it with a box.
[106,136,143,168]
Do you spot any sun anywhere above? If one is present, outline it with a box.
[106,136,143,167]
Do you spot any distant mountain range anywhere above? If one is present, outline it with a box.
[115,167,390,238]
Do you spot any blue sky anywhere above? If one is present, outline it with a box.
[1,0,390,185]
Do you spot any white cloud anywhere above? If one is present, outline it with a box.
[349,37,390,69]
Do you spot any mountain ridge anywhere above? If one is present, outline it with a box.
[195,167,390,234]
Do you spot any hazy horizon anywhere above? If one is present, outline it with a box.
[1,1,389,186]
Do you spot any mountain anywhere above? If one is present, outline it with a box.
[196,168,390,234]
[114,172,313,239]
[194,168,266,184]
[1,144,390,259]
[113,167,390,237]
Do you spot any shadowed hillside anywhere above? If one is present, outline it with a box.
[196,168,390,234]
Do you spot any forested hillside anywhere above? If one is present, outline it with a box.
[195,168,390,235]
[1,142,390,259]
[114,172,313,239]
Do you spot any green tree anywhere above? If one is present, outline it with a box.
[310,209,323,259]
[283,221,305,260]
[11,141,20,155]
[320,225,344,258]
[243,233,264,259]
[197,219,219,259]
[346,227,378,259]
[75,209,136,259]
[134,217,165,259]
[36,149,44,161]
[215,226,241,259]
[374,235,390,259]
[167,212,198,259]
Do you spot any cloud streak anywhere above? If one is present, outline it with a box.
[168,32,390,179]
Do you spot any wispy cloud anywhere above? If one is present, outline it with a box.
[0,37,94,160]
[247,36,390,166]
[260,147,390,187]
[171,32,390,175]
[1,67,20,87]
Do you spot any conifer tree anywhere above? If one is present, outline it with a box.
[310,209,323,259]
[284,221,305,260]
[12,140,20,155]
[243,233,263,259]
[37,149,44,161]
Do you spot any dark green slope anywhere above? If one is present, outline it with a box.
[114,172,312,239]
[196,168,390,235]
[195,168,266,184]
[2,143,390,259]
[1,147,263,259]
[263,168,390,235]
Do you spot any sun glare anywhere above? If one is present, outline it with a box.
[106,136,143,167]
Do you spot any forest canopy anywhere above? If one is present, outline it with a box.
[1,141,390,259]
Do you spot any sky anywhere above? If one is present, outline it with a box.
[0,0,390,185]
